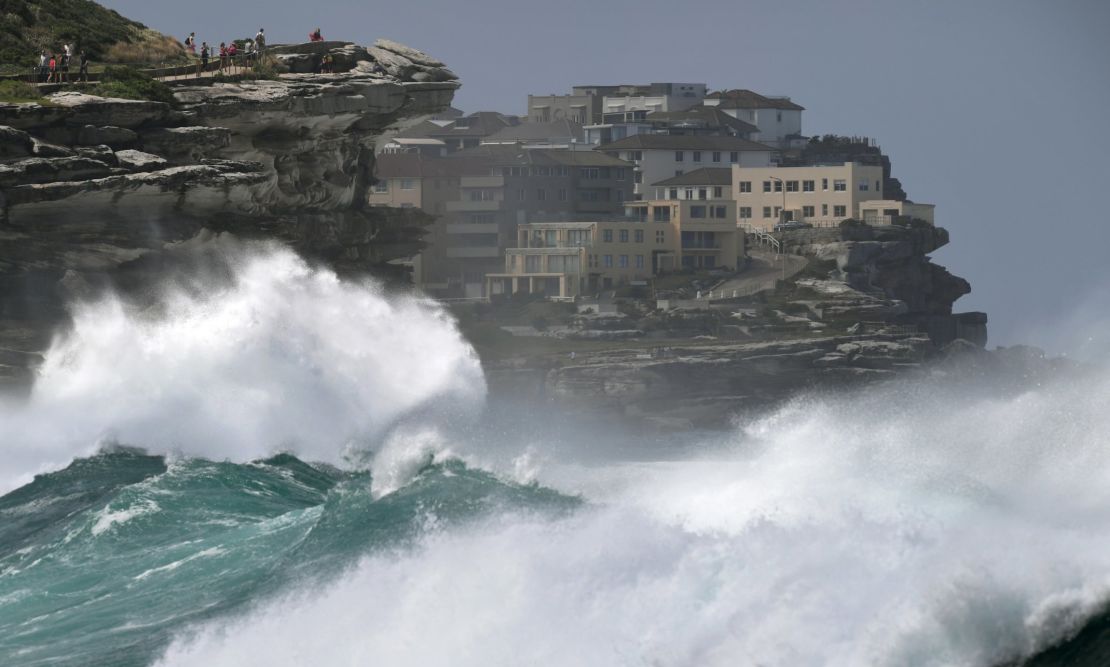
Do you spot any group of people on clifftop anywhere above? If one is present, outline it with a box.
[183,28,266,77]
[36,44,89,83]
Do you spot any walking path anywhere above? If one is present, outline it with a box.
[699,250,809,300]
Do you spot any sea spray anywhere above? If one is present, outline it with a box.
[0,244,485,492]
[155,366,1110,667]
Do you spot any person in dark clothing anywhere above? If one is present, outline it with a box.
[310,28,323,42]
[78,51,89,82]
[199,42,209,77]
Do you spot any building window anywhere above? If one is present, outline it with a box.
[763,206,772,218]
[692,151,702,162]
[876,180,881,191]
[603,229,613,242]
[773,180,783,192]
[630,151,642,161]
[373,180,388,193]
[698,188,708,200]
[619,255,629,268]
[558,188,568,201]
[634,229,644,243]
[690,205,706,218]
[537,189,546,201]
[711,205,727,218]
[803,205,815,217]
[619,229,629,243]
[739,206,752,219]
[858,180,870,192]
[834,179,847,192]
[738,181,751,193]
[656,230,665,243]
[669,187,678,200]
[834,205,847,217]
[603,254,613,268]
[822,203,828,216]
[822,178,829,191]
[712,151,721,163]
[713,186,723,198]
[684,187,694,200]
[616,190,625,202]
[634,172,643,184]
[635,254,645,268]
[763,180,772,193]
[400,179,415,190]
[580,167,600,180]
[653,206,670,222]
[675,151,684,162]
[786,180,799,192]
[616,168,626,181]
[674,170,684,177]
[729,151,738,163]
[803,180,815,192]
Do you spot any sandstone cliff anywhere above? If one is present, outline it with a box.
[0,40,458,389]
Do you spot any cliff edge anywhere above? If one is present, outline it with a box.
[0,39,458,389]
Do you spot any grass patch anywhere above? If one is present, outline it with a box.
[91,65,175,105]
[0,79,48,104]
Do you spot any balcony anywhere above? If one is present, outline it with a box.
[682,241,722,250]
[446,200,503,213]
[446,247,502,259]
[446,222,500,234]
[460,175,505,188]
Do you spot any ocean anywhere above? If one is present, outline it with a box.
[1,246,1108,666]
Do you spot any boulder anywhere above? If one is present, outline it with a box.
[76,125,138,148]
[0,156,114,187]
[74,145,118,166]
[0,125,34,161]
[114,149,168,172]
[139,126,231,163]
[373,39,445,68]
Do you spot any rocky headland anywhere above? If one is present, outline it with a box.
[0,39,457,390]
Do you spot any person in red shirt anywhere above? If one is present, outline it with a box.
[48,54,57,83]
[227,41,238,73]
[309,28,323,42]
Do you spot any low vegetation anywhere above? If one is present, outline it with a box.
[91,66,175,105]
[0,0,184,67]
[0,79,48,103]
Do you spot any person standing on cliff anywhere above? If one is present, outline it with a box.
[198,42,209,77]
[37,50,47,82]
[47,53,57,83]
[184,32,196,55]
[78,50,89,82]
[254,28,265,56]
[218,42,228,73]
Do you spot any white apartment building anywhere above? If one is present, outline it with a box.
[598,135,777,200]
[731,162,885,231]
[704,89,805,148]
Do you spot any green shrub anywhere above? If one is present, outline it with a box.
[0,79,46,103]
[91,65,174,105]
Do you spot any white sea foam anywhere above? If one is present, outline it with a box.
[158,366,1110,667]
[91,499,160,537]
[0,244,485,492]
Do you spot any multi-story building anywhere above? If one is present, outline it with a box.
[526,92,597,125]
[529,83,706,130]
[372,144,635,297]
[703,89,805,149]
[596,134,777,200]
[481,120,585,148]
[486,197,742,298]
[583,105,760,146]
[730,162,886,231]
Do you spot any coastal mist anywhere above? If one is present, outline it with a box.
[0,244,1104,666]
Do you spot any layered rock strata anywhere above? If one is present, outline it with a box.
[0,40,458,389]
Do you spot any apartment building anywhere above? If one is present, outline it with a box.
[583,105,759,145]
[481,120,585,148]
[703,89,805,149]
[596,134,777,199]
[528,83,705,131]
[487,198,742,298]
[731,162,886,231]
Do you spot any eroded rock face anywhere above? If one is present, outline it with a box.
[0,38,458,391]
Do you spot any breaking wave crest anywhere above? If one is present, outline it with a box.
[0,244,485,492]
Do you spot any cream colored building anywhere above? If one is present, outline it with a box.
[858,199,935,225]
[731,162,885,231]
[486,198,743,298]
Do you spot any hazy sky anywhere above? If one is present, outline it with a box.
[103,0,1110,355]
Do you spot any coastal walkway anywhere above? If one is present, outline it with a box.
[699,250,809,300]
